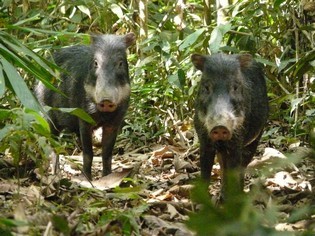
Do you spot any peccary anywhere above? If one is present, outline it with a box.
[192,53,268,198]
[36,33,136,180]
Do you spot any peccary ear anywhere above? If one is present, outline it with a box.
[90,34,100,44]
[125,32,136,48]
[238,54,253,69]
[191,54,206,71]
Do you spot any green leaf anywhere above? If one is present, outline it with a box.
[0,109,11,120]
[285,49,315,78]
[52,215,70,235]
[0,31,56,77]
[111,3,124,18]
[77,5,91,18]
[290,97,303,116]
[11,14,41,26]
[25,108,51,135]
[0,63,5,97]
[0,57,41,111]
[274,0,286,9]
[209,23,232,53]
[179,28,205,51]
[0,44,58,95]
[49,107,96,125]
[168,69,186,90]
[177,68,185,88]
[0,126,11,143]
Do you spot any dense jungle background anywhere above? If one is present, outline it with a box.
[0,0,315,235]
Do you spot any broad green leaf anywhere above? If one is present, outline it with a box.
[49,107,96,125]
[0,63,5,97]
[1,57,41,111]
[179,28,205,51]
[0,31,56,76]
[209,23,232,53]
[255,58,276,67]
[290,97,303,116]
[11,14,41,26]
[77,5,91,18]
[0,44,57,93]
[0,126,11,142]
[111,3,124,18]
[25,108,51,135]
[168,74,180,88]
[168,69,186,90]
[52,215,70,235]
[286,49,315,78]
[306,109,315,116]
[178,68,185,88]
[137,55,156,67]
[0,109,11,120]
[274,0,286,9]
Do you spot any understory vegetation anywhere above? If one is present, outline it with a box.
[0,0,314,235]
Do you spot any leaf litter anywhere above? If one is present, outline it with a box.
[0,126,314,235]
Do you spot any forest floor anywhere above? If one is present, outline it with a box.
[0,129,314,235]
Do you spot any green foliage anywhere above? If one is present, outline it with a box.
[2,0,314,146]
[0,31,57,111]
[0,217,27,236]
[0,108,58,175]
[187,178,290,236]
[224,0,315,146]
[0,0,314,233]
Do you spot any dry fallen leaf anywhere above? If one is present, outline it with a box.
[74,168,133,190]
[14,203,29,234]
[152,146,174,159]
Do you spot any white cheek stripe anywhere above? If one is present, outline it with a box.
[84,83,130,104]
[198,109,245,135]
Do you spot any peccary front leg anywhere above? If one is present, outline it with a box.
[217,141,243,199]
[79,120,94,180]
[199,138,216,181]
[101,125,120,176]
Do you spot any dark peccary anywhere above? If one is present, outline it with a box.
[191,53,268,198]
[36,33,136,180]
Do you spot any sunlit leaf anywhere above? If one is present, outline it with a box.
[111,3,124,18]
[77,5,91,18]
[1,57,41,111]
[0,31,56,76]
[47,107,96,125]
[179,28,205,51]
[209,23,232,53]
[0,63,5,97]
[25,108,51,135]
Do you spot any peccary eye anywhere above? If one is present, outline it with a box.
[204,85,212,93]
[117,60,124,68]
[94,59,98,69]
[233,84,239,92]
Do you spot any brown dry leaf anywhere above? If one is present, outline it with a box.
[147,189,174,202]
[152,145,174,159]
[150,188,164,197]
[275,220,311,232]
[169,184,193,198]
[92,168,133,190]
[0,181,18,194]
[25,185,44,204]
[248,147,299,172]
[142,215,194,235]
[267,171,297,188]
[167,203,182,219]
[155,192,173,201]
[174,155,192,172]
[14,203,29,234]
[72,167,133,189]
